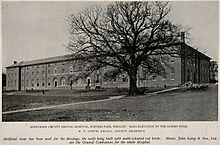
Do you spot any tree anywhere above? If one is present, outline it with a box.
[210,61,218,83]
[67,2,188,95]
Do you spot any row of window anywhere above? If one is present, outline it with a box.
[7,80,16,87]
[22,78,78,87]
[25,62,68,70]
[8,73,17,78]
[22,66,74,76]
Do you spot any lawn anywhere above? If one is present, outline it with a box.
[2,85,218,121]
[2,89,126,112]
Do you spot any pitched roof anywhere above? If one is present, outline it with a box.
[6,55,72,68]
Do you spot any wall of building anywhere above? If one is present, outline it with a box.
[180,44,210,84]
[5,44,211,91]
[137,57,182,88]
[6,67,19,91]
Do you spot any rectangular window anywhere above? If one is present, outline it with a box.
[69,66,73,73]
[171,74,175,80]
[95,74,100,83]
[170,67,175,74]
[122,77,128,82]
[152,75,156,81]
[113,77,117,83]
[73,80,78,85]
[62,68,65,73]
[54,69,57,74]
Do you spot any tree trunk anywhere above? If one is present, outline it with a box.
[128,68,138,96]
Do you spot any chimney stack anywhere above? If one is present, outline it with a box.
[180,32,185,43]
[14,61,17,64]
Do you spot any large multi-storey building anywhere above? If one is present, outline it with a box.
[5,42,211,91]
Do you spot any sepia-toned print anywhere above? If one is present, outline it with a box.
[2,1,218,122]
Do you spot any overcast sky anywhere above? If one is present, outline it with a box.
[1,1,219,69]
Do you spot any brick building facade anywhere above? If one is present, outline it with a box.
[5,42,210,91]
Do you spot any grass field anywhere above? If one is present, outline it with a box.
[2,85,218,121]
[2,89,126,112]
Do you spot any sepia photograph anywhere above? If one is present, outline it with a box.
[1,1,218,122]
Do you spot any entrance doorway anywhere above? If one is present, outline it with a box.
[53,79,58,87]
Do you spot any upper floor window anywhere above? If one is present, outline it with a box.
[62,68,65,73]
[170,67,175,74]
[74,79,78,85]
[171,74,175,80]
[95,74,100,83]
[152,75,157,81]
[122,77,128,82]
[113,77,117,83]
[69,66,73,73]
[54,67,58,74]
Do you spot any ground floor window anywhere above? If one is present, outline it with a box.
[61,78,66,86]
